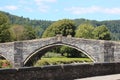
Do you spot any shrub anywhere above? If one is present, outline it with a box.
[0,60,12,68]
[34,58,92,67]
[42,52,66,58]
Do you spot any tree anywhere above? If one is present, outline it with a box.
[10,25,25,41]
[42,19,76,38]
[60,45,83,57]
[23,26,38,40]
[10,25,39,41]
[0,12,12,42]
[75,23,94,39]
[34,26,44,38]
[42,19,77,58]
[93,25,111,40]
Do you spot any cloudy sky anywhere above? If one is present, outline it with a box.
[0,0,120,21]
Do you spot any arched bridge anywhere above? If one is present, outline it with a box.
[0,35,120,67]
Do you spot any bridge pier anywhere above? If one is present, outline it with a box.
[104,42,115,62]
[13,42,24,68]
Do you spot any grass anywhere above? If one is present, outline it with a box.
[34,58,92,67]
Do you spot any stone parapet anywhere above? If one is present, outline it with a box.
[0,62,120,80]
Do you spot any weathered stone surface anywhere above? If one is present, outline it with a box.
[0,36,120,67]
[0,63,120,80]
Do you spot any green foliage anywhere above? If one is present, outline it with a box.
[74,19,120,40]
[0,12,12,42]
[23,26,38,40]
[1,11,120,41]
[100,20,120,40]
[0,60,12,68]
[34,58,92,67]
[42,52,65,58]
[93,25,111,40]
[10,25,25,41]
[43,45,87,58]
[75,23,94,39]
[0,11,53,38]
[75,22,111,40]
[10,25,39,41]
[42,19,76,38]
[60,46,85,57]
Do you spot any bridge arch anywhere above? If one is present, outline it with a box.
[24,43,96,66]
[0,36,118,68]
[0,54,12,67]
[0,54,8,60]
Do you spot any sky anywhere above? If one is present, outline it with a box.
[0,0,120,21]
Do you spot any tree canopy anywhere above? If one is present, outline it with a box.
[10,25,25,41]
[23,26,38,40]
[10,25,39,41]
[0,11,114,43]
[1,11,120,40]
[75,23,94,39]
[0,13,11,42]
[93,25,111,40]
[75,23,111,40]
[42,19,76,38]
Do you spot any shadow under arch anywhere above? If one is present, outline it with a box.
[0,54,9,60]
[24,43,96,66]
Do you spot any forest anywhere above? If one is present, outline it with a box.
[0,11,120,41]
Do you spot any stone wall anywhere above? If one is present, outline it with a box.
[1,36,120,67]
[0,42,14,65]
[0,62,120,80]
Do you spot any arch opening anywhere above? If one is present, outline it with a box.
[0,54,12,68]
[24,43,95,67]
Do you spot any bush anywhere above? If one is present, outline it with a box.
[34,58,92,67]
[42,52,66,58]
[0,60,12,68]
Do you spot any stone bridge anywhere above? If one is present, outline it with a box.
[0,35,120,67]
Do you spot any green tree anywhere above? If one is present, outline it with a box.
[60,46,83,57]
[10,25,39,41]
[42,19,76,38]
[0,13,12,42]
[75,23,94,39]
[23,26,38,40]
[93,25,111,40]
[34,26,44,38]
[10,25,25,41]
[42,19,78,58]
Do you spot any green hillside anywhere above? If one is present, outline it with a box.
[0,11,53,30]
[1,11,120,40]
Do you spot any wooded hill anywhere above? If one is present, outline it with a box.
[1,11,120,40]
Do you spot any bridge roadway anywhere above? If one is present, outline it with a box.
[75,74,120,80]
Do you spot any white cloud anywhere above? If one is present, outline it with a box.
[19,0,33,5]
[5,5,18,10]
[0,5,18,11]
[34,0,56,13]
[65,6,120,15]
[35,0,56,4]
[104,8,120,14]
[24,7,33,12]
[19,0,27,4]
[65,6,99,14]
[35,0,56,6]
[38,5,49,12]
